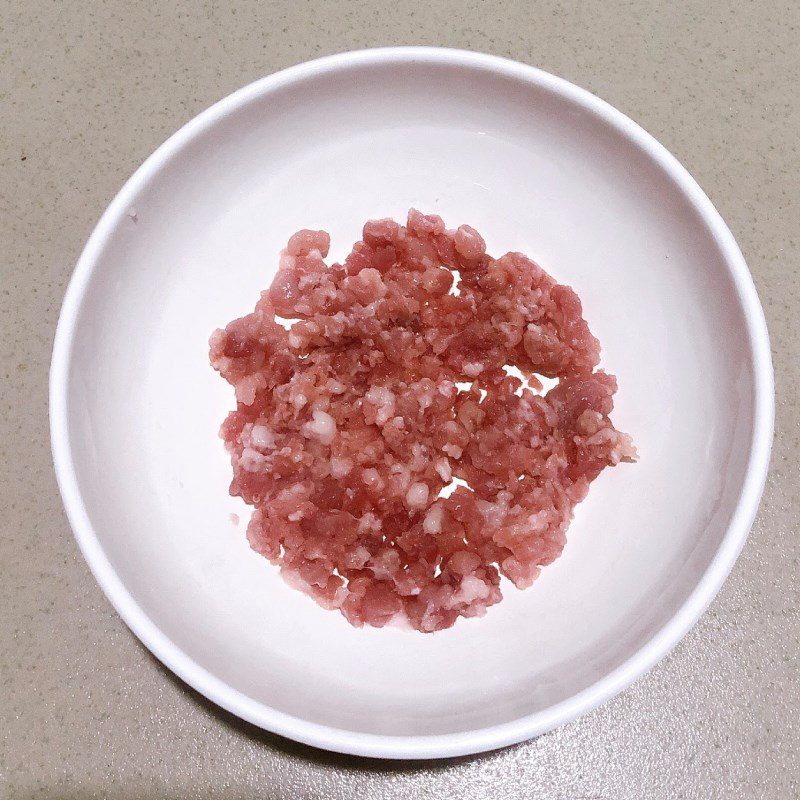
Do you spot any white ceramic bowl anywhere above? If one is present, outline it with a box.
[50,47,773,759]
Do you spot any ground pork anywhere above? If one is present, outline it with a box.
[210,210,635,632]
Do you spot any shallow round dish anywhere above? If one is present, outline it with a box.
[50,47,773,759]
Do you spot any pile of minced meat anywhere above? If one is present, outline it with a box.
[210,210,635,632]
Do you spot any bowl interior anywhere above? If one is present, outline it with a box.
[61,56,758,743]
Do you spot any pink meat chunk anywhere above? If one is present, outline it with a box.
[210,210,636,632]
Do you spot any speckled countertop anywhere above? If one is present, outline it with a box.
[1,1,798,797]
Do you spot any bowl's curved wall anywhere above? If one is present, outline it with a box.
[51,48,772,757]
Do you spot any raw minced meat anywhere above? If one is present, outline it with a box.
[210,210,635,632]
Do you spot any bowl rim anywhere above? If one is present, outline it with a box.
[49,46,775,759]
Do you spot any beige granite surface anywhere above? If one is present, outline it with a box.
[1,1,798,797]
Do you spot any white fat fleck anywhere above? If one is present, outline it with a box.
[365,386,396,426]
[239,447,267,473]
[463,362,484,377]
[327,379,346,394]
[357,511,382,533]
[410,443,428,471]
[361,468,383,488]
[451,575,491,605]
[434,458,452,483]
[346,545,371,569]
[235,375,259,406]
[477,493,511,527]
[437,380,455,397]
[303,409,336,445]
[406,482,429,509]
[577,410,604,435]
[278,252,296,270]
[292,392,308,410]
[526,511,550,533]
[330,457,353,478]
[423,504,443,534]
[586,428,615,446]
[442,443,463,459]
[250,425,275,451]
[368,549,400,580]
[413,381,435,410]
